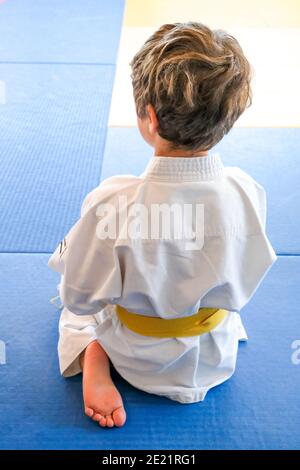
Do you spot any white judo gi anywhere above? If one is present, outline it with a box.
[48,153,277,403]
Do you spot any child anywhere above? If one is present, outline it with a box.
[48,22,277,428]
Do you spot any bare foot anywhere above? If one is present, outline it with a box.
[80,341,126,428]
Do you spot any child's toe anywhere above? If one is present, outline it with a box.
[93,413,103,422]
[99,416,107,427]
[85,407,94,418]
[106,415,114,428]
[113,407,126,427]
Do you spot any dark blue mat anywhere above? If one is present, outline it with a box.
[0,63,115,252]
[101,127,300,254]
[0,254,299,450]
[0,0,125,63]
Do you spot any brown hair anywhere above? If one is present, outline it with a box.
[130,22,253,152]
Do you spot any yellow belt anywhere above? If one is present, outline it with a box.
[116,304,228,338]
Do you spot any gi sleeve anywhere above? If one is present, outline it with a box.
[48,188,122,316]
[202,172,277,312]
[223,180,277,310]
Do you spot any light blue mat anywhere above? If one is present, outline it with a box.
[0,64,115,252]
[0,0,125,64]
[101,127,300,254]
[0,254,299,450]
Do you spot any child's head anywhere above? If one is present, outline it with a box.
[130,22,253,154]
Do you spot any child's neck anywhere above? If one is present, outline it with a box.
[153,143,209,158]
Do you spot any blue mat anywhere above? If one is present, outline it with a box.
[0,63,115,252]
[0,0,298,450]
[0,253,299,450]
[0,0,125,64]
[101,127,300,255]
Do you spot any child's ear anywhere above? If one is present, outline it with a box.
[146,104,158,134]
